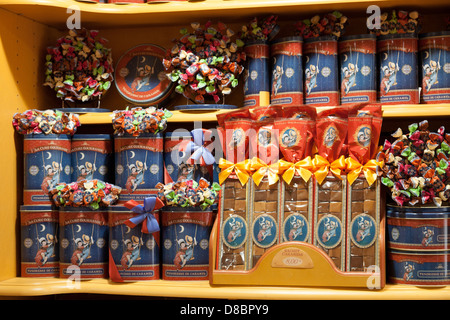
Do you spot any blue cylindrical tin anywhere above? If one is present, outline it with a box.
[377,34,419,104]
[303,36,339,106]
[20,205,59,277]
[161,207,215,280]
[244,40,270,107]
[339,34,377,104]
[386,205,450,251]
[114,132,163,203]
[23,134,71,205]
[108,205,160,282]
[59,207,109,279]
[419,31,450,103]
[71,134,113,183]
[388,249,450,286]
[270,36,303,106]
[163,131,192,183]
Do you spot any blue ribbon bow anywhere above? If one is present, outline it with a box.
[124,197,163,234]
[185,128,216,165]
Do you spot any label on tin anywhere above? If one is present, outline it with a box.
[350,214,377,249]
[109,212,160,281]
[315,214,343,249]
[339,37,377,104]
[252,214,278,248]
[59,210,108,279]
[244,43,270,107]
[21,209,59,277]
[115,135,163,194]
[161,210,214,280]
[304,39,338,106]
[71,138,113,183]
[23,135,71,205]
[270,39,303,106]
[420,34,450,103]
[378,37,419,104]
[282,213,310,242]
[115,44,173,105]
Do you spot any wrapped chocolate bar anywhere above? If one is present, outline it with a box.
[43,28,113,103]
[345,103,383,272]
[312,107,348,270]
[163,21,245,104]
[112,106,172,137]
[49,179,122,210]
[378,120,450,207]
[275,105,316,244]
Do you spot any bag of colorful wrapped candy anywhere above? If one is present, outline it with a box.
[12,109,80,135]
[112,106,172,137]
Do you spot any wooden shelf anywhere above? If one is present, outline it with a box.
[0,277,449,299]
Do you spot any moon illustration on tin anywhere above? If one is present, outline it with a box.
[343,54,348,62]
[424,51,429,60]
[383,52,388,61]
[79,152,85,160]
[40,224,46,232]
[130,151,135,159]
[76,224,82,232]
[179,225,184,233]
[305,55,310,63]
[125,226,131,234]
[46,152,52,160]
[141,56,146,63]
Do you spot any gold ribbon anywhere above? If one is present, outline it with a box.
[218,158,252,186]
[249,157,280,186]
[312,154,346,185]
[277,156,314,184]
[345,157,380,186]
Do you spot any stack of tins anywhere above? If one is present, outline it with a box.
[161,207,215,280]
[387,205,450,286]
[114,132,163,203]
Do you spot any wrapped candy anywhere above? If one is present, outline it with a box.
[295,11,348,40]
[12,109,80,135]
[156,178,221,210]
[163,21,246,104]
[44,28,113,102]
[112,106,172,137]
[239,15,280,42]
[369,10,421,36]
[49,179,122,209]
[378,120,450,207]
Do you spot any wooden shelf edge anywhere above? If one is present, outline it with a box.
[0,277,449,299]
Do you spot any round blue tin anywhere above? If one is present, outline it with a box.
[244,40,270,107]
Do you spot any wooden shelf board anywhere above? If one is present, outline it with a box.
[0,277,449,299]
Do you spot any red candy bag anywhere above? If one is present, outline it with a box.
[273,105,316,162]
[315,107,348,162]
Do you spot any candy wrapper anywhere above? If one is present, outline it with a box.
[12,109,80,135]
[156,178,221,210]
[294,11,348,40]
[368,10,421,36]
[112,106,172,137]
[49,179,122,210]
[163,21,246,104]
[378,120,450,207]
[239,16,279,42]
[44,28,113,102]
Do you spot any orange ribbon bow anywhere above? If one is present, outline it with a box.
[218,158,252,186]
[277,156,314,185]
[250,157,280,186]
[312,154,346,185]
[345,157,380,186]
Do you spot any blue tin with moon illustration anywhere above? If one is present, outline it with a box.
[270,36,303,106]
[378,34,419,104]
[20,205,59,277]
[161,208,215,280]
[114,133,163,203]
[339,34,377,104]
[71,134,113,183]
[59,207,109,279]
[244,40,270,107]
[108,205,160,282]
[23,134,71,205]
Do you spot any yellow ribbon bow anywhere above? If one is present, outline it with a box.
[312,154,346,185]
[277,156,314,185]
[218,158,252,186]
[250,157,280,186]
[345,157,380,186]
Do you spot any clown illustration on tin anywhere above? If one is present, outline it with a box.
[283,213,309,242]
[71,233,95,266]
[350,214,377,248]
[316,215,342,249]
[422,227,435,247]
[422,59,441,93]
[35,233,57,267]
[252,214,277,249]
[341,62,358,96]
[174,234,197,270]
[121,235,144,270]
[380,61,400,96]
[223,216,247,249]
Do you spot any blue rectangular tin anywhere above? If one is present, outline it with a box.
[23,134,71,205]
[71,134,113,183]
[114,132,163,203]
[20,205,59,277]
[244,40,270,107]
[108,205,160,282]
[59,207,109,279]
